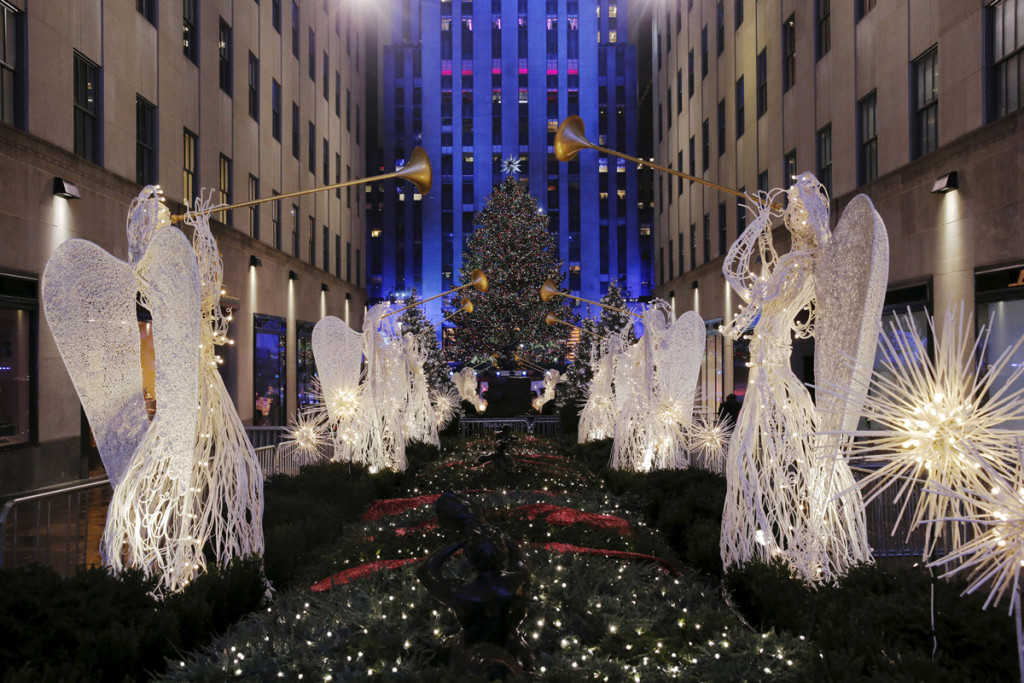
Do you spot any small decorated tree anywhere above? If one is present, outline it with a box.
[444,175,573,367]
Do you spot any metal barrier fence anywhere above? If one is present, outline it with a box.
[0,476,112,576]
[245,426,289,449]
[460,416,562,437]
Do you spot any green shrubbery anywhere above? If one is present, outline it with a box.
[0,556,264,682]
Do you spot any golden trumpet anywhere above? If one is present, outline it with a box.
[555,116,749,202]
[545,313,607,339]
[171,147,432,223]
[384,269,488,318]
[429,298,474,330]
[540,278,639,318]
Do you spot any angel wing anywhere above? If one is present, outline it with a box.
[656,311,706,421]
[42,240,149,488]
[813,193,889,438]
[312,316,364,419]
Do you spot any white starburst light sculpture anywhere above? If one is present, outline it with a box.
[825,304,1024,559]
[42,187,263,594]
[430,385,461,430]
[689,412,733,475]
[720,173,881,583]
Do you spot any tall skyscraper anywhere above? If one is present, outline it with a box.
[368,0,653,328]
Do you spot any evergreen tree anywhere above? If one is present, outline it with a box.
[444,176,574,367]
[397,290,451,392]
[560,281,636,404]
[594,281,638,343]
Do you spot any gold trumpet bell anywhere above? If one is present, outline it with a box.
[554,115,594,162]
[460,297,474,314]
[396,147,433,195]
[545,313,560,326]
[540,278,561,302]
[470,268,489,293]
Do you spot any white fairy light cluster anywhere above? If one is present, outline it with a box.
[429,385,461,430]
[42,186,263,594]
[719,174,884,584]
[532,368,563,412]
[688,412,733,476]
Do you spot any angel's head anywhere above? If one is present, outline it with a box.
[785,174,830,249]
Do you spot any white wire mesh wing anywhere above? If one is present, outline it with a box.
[312,315,365,415]
[814,194,889,439]
[41,240,148,489]
[657,310,706,420]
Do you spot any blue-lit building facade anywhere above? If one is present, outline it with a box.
[367,0,653,326]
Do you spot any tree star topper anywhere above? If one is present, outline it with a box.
[501,154,522,177]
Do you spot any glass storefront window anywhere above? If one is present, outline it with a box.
[254,314,287,426]
[296,320,318,409]
[977,298,1024,431]
[700,319,724,417]
[0,305,34,447]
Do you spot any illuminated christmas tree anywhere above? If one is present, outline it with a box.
[444,175,573,367]
[562,281,637,403]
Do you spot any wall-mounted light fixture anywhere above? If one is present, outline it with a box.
[345,293,352,300]
[288,270,300,281]
[931,171,958,194]
[53,177,81,199]
[249,255,263,268]
[321,283,330,292]
[691,280,699,289]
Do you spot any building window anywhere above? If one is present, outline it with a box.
[335,235,341,277]
[346,88,351,130]
[702,214,710,264]
[335,72,341,117]
[73,52,101,164]
[272,193,281,250]
[335,154,342,199]
[248,52,259,120]
[688,49,694,97]
[308,216,315,264]
[0,276,38,447]
[253,314,286,426]
[689,223,697,270]
[322,51,328,99]
[291,102,300,158]
[272,0,281,33]
[756,48,767,117]
[677,69,683,113]
[701,118,710,171]
[322,226,329,271]
[308,28,315,81]
[137,0,157,25]
[701,25,708,78]
[717,99,726,155]
[716,0,725,56]
[912,46,938,158]
[684,145,691,190]
[295,321,317,410]
[219,20,232,95]
[784,149,797,188]
[992,0,1024,119]
[758,170,769,195]
[183,128,197,203]
[183,0,198,62]
[218,155,232,225]
[735,0,743,29]
[308,121,315,173]
[857,0,876,22]
[271,79,281,141]
[735,76,744,138]
[136,96,157,185]
[668,240,674,279]
[815,0,830,60]
[816,124,832,197]
[291,205,299,256]
[248,174,260,239]
[322,138,329,184]
[718,201,727,256]
[291,1,299,58]
[736,190,746,235]
[0,2,21,127]
[858,90,878,185]
[783,15,796,92]
[667,88,672,128]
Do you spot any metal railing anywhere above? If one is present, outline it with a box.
[0,476,112,575]
[460,416,562,437]
[245,426,289,449]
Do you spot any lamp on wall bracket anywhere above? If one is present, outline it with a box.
[931,171,958,194]
[288,270,299,281]
[691,280,699,289]
[53,177,81,199]
[249,255,263,268]
[321,283,330,292]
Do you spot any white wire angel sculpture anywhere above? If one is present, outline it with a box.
[720,173,885,583]
[42,187,263,594]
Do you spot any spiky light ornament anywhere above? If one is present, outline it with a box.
[280,405,331,466]
[829,304,1024,559]
[689,412,733,476]
[430,385,461,430]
